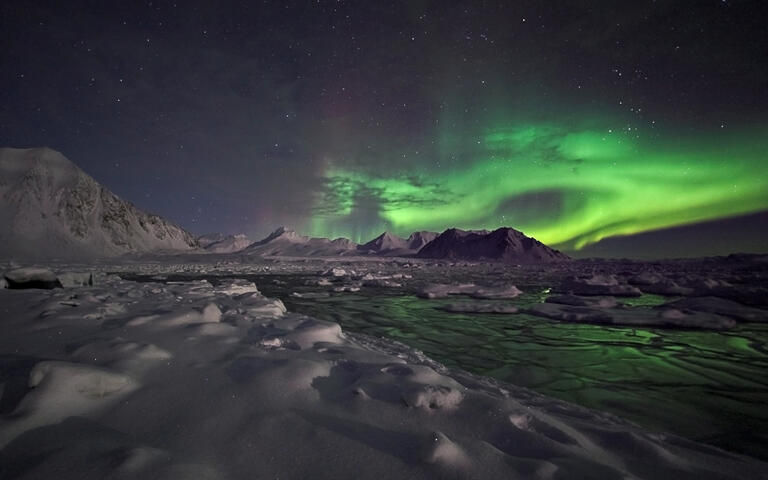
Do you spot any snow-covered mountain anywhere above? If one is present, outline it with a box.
[417,227,570,263]
[357,232,409,254]
[406,231,438,250]
[198,233,251,253]
[0,147,198,259]
[357,231,440,256]
[197,233,228,248]
[243,227,358,257]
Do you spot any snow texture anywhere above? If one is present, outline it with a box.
[1,260,766,478]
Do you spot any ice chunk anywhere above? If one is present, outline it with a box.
[321,267,348,277]
[527,303,736,329]
[661,296,768,323]
[419,283,522,299]
[4,267,62,289]
[57,271,94,287]
[216,280,261,296]
[291,291,331,299]
[546,294,620,308]
[438,303,519,314]
[201,302,222,323]
[558,275,641,297]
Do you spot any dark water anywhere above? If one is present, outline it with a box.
[123,272,768,461]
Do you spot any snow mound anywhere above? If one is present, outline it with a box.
[126,302,221,328]
[70,339,172,371]
[0,361,138,447]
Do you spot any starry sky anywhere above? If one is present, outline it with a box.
[2,0,767,257]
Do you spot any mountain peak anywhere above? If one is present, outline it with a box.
[417,226,569,263]
[407,231,439,250]
[358,231,408,253]
[0,147,198,259]
[271,226,301,241]
[199,233,251,253]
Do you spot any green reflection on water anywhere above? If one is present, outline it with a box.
[264,280,768,461]
[120,271,768,461]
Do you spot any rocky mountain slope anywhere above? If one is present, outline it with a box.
[0,147,198,259]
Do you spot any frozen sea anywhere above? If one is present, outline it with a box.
[2,255,768,479]
[120,256,768,462]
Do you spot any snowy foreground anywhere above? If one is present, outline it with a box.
[1,263,767,479]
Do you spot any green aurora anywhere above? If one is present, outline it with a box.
[310,123,768,250]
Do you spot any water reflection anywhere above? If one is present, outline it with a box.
[261,277,768,461]
[123,272,768,460]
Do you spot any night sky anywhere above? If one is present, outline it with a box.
[2,0,767,257]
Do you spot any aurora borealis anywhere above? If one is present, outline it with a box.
[3,0,768,257]
[311,122,768,250]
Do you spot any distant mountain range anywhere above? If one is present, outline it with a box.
[234,226,568,263]
[0,147,569,263]
[0,147,198,259]
[240,226,358,257]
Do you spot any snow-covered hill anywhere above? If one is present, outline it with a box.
[0,147,198,259]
